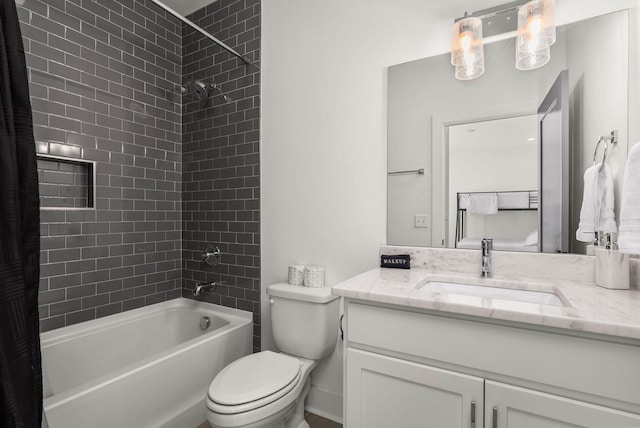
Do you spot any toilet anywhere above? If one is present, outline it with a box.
[206,283,340,428]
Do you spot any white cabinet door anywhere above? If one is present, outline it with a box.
[485,381,640,428]
[345,348,484,428]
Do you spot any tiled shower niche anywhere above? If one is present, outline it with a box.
[37,154,95,209]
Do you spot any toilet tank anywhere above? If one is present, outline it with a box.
[267,283,340,360]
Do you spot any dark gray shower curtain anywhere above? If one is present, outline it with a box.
[0,0,42,427]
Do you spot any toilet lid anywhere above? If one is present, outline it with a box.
[208,351,301,406]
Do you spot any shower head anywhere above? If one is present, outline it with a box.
[181,79,233,104]
[194,81,209,100]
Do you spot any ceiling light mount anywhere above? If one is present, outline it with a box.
[454,1,528,38]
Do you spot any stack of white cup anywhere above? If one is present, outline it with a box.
[287,265,305,285]
[303,265,324,288]
[287,264,325,288]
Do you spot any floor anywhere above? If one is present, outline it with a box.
[196,412,342,428]
[304,412,343,428]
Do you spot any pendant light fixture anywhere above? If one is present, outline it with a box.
[451,15,485,80]
[450,0,556,79]
[516,0,556,70]
[516,44,551,70]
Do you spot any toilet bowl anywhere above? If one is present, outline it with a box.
[206,351,316,428]
[205,283,340,428]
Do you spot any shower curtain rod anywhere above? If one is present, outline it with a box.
[150,0,254,67]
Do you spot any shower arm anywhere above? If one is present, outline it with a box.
[150,0,256,68]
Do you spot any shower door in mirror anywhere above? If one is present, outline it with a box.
[538,70,569,253]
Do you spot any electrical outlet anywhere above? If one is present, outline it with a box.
[414,214,428,228]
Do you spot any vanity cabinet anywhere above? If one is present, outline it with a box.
[346,348,483,428]
[486,381,640,428]
[343,300,640,428]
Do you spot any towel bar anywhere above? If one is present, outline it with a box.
[388,168,425,175]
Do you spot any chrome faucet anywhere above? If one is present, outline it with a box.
[194,281,217,296]
[481,238,493,278]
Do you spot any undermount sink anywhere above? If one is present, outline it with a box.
[417,281,565,307]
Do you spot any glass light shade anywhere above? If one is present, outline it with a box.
[455,57,485,80]
[451,16,484,67]
[517,0,556,55]
[515,45,551,70]
[451,16,484,80]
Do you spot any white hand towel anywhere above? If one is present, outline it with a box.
[524,229,538,246]
[619,143,640,253]
[467,193,498,215]
[599,164,618,233]
[576,163,617,242]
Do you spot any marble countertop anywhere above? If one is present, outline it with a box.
[332,247,640,340]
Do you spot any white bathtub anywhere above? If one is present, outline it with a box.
[41,298,252,428]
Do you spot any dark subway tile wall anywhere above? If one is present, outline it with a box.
[181,0,261,351]
[18,0,183,331]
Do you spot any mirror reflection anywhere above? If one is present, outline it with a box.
[387,9,633,254]
[450,115,539,252]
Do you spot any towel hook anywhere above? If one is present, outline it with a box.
[593,130,618,172]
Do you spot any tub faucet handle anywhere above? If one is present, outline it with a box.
[202,246,221,267]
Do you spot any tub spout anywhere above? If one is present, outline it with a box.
[194,281,217,296]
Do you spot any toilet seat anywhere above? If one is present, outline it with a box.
[208,351,301,414]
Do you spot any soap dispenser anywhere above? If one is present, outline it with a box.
[595,233,630,290]
[586,231,604,256]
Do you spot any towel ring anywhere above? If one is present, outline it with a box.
[593,137,607,165]
[593,130,618,172]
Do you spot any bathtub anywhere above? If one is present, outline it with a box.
[41,298,252,428]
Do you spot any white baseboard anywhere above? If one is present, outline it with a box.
[305,385,343,424]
